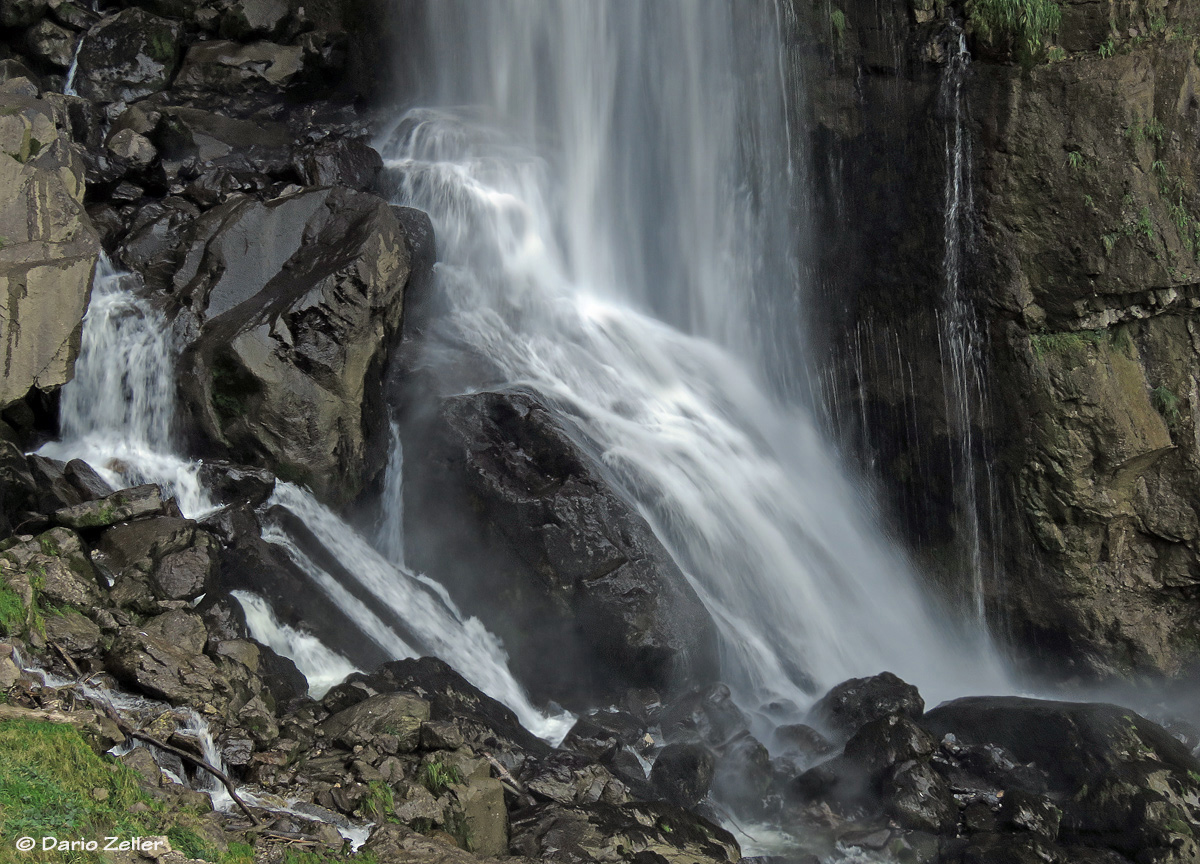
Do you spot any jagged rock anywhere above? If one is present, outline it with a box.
[106,611,230,708]
[27,455,83,514]
[843,713,937,779]
[409,388,720,704]
[55,483,165,529]
[0,78,99,408]
[882,759,957,833]
[151,535,217,601]
[999,789,1062,841]
[521,751,628,807]
[711,734,772,811]
[219,0,291,39]
[660,682,749,747]
[809,671,924,739]
[0,527,101,608]
[107,128,156,168]
[175,40,305,97]
[44,608,102,655]
[510,800,740,864]
[456,776,508,857]
[650,742,715,809]
[24,19,78,68]
[291,136,382,190]
[116,197,200,293]
[63,459,113,500]
[320,692,430,751]
[181,189,417,506]
[196,462,275,507]
[420,720,464,751]
[73,9,182,104]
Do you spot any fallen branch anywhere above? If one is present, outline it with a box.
[87,698,261,826]
[50,641,83,681]
[0,702,97,730]
[482,750,536,807]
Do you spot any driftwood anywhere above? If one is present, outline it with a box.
[87,697,261,826]
[0,702,98,730]
[482,750,536,807]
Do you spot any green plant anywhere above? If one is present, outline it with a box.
[1067,150,1085,170]
[1099,36,1115,57]
[422,761,464,797]
[1136,206,1155,241]
[1031,329,1106,360]
[1150,12,1167,33]
[362,780,398,822]
[829,7,847,50]
[967,0,1062,56]
[167,827,217,862]
[219,842,256,864]
[1047,45,1067,60]
[1102,232,1120,254]
[1152,385,1182,426]
[1084,194,1097,210]
[443,807,473,852]
[1127,116,1166,144]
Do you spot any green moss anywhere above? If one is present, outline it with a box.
[442,806,472,853]
[146,31,176,63]
[0,583,26,636]
[1031,329,1105,360]
[829,7,847,50]
[1151,385,1182,426]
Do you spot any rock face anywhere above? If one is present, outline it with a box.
[181,189,420,506]
[0,77,98,409]
[73,9,182,105]
[406,388,720,706]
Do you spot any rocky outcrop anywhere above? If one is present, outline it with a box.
[405,388,720,706]
[0,77,98,409]
[181,189,421,506]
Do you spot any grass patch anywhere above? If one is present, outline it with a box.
[422,762,463,797]
[967,0,1062,57]
[1152,385,1182,426]
[1031,329,1106,360]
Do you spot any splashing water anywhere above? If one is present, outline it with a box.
[381,0,1011,713]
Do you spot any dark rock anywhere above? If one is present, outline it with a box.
[151,535,217,601]
[882,759,957,833]
[73,9,181,104]
[408,388,719,704]
[106,611,230,708]
[291,136,382,190]
[49,1,100,31]
[363,656,550,757]
[808,672,924,739]
[27,454,84,513]
[63,459,113,501]
[1,0,48,28]
[321,679,374,714]
[999,789,1062,841]
[182,188,415,506]
[651,742,716,809]
[0,527,101,609]
[196,592,248,646]
[44,609,102,655]
[660,682,749,747]
[55,483,165,529]
[24,19,78,68]
[175,39,305,98]
[510,800,740,864]
[320,692,430,751]
[255,641,308,706]
[947,833,1063,864]
[106,128,156,168]
[843,713,937,779]
[153,106,292,171]
[787,753,872,814]
[117,197,200,292]
[773,723,835,759]
[219,0,291,39]
[196,461,275,507]
[521,750,629,806]
[420,719,464,751]
[85,202,124,246]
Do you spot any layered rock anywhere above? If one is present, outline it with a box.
[0,77,98,409]
[405,388,720,706]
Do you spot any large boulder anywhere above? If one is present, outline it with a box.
[808,671,925,739]
[106,611,231,708]
[175,40,305,98]
[320,692,430,751]
[73,9,182,105]
[181,189,421,506]
[406,388,720,705]
[0,78,99,409]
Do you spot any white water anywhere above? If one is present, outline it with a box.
[41,259,570,743]
[382,1,1010,712]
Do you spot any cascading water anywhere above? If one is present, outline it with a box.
[936,27,999,628]
[41,261,568,741]
[380,0,1010,718]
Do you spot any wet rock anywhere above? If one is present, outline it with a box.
[151,535,217,601]
[650,742,715,809]
[999,789,1062,841]
[410,388,720,704]
[844,713,937,779]
[106,128,156,169]
[55,483,165,529]
[522,750,629,807]
[44,609,102,655]
[49,1,100,32]
[711,734,772,811]
[24,19,78,69]
[321,692,430,751]
[196,461,275,507]
[809,671,924,739]
[63,459,113,501]
[510,800,740,864]
[1,0,48,28]
[291,136,382,190]
[73,10,182,104]
[0,78,99,408]
[456,776,508,857]
[661,682,749,747]
[882,759,957,833]
[773,723,835,759]
[27,455,83,513]
[106,611,229,708]
[182,189,416,506]
[116,196,200,292]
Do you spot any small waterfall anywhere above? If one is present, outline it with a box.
[384,1,1010,713]
[232,591,360,699]
[374,422,406,568]
[62,35,83,96]
[937,27,997,627]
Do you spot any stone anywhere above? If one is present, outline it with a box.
[63,459,113,501]
[176,40,305,97]
[24,19,78,69]
[999,789,1062,841]
[151,535,217,601]
[420,720,464,751]
[773,723,835,758]
[408,388,720,704]
[650,742,715,809]
[0,527,101,608]
[106,128,156,168]
[196,462,275,508]
[219,0,291,39]
[106,612,229,708]
[0,79,99,409]
[1,0,48,28]
[882,759,957,833]
[808,671,924,739]
[73,9,182,104]
[55,484,165,529]
[44,608,102,655]
[660,682,749,747]
[181,190,417,506]
[455,776,508,857]
[521,751,628,807]
[291,136,382,190]
[320,692,430,751]
[843,713,937,779]
[510,800,740,864]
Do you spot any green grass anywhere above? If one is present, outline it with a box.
[0,719,166,862]
[1152,385,1182,426]
[1099,37,1115,57]
[167,827,217,861]
[361,781,397,822]
[1031,329,1106,360]
[421,762,463,797]
[1067,151,1084,170]
[0,583,26,635]
[967,0,1062,57]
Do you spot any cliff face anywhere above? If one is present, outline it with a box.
[807,0,1200,680]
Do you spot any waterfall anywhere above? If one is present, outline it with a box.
[936,27,997,628]
[381,0,1009,714]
